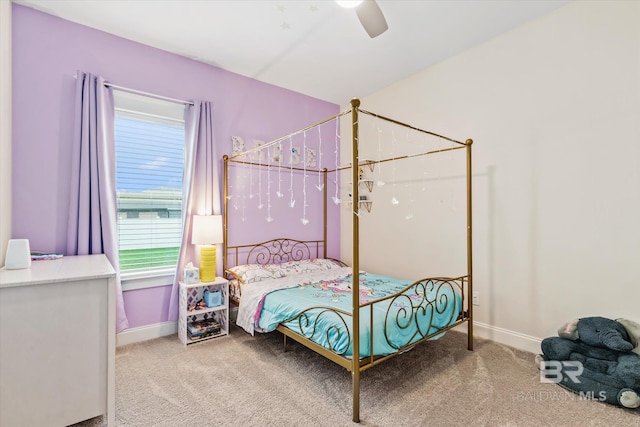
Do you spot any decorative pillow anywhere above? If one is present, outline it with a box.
[228,279,242,300]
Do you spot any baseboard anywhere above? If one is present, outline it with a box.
[454,321,542,355]
[116,321,177,347]
[116,320,542,353]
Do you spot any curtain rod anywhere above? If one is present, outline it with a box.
[104,81,194,106]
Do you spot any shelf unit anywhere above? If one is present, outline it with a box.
[347,166,375,212]
[347,200,373,213]
[348,179,374,192]
[178,277,229,346]
[346,159,375,172]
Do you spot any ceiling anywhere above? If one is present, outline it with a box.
[15,0,570,105]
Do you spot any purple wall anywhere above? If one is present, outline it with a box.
[12,4,340,329]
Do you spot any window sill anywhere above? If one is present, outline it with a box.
[121,270,175,291]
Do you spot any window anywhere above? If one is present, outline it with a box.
[114,91,186,278]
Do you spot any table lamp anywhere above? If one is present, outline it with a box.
[191,215,223,283]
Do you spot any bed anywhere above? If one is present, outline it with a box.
[222,99,473,422]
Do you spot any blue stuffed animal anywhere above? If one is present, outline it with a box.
[538,316,640,408]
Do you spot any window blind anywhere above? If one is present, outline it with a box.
[114,92,185,275]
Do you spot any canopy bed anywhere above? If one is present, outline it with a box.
[222,99,473,423]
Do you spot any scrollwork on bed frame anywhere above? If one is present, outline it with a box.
[381,277,465,350]
[279,276,468,359]
[226,238,326,268]
[285,306,353,355]
[224,238,347,304]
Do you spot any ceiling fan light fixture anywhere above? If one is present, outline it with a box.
[336,0,363,9]
[356,0,388,38]
[338,0,389,39]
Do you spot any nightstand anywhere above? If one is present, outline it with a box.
[178,277,229,345]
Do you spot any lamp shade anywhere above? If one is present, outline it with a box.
[192,215,223,245]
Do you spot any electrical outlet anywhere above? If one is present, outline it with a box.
[472,291,480,306]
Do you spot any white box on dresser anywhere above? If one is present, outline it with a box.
[0,254,116,427]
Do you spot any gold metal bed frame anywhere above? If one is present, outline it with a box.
[223,99,473,423]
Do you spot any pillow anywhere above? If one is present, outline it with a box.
[276,258,342,276]
[227,258,343,285]
[226,264,285,284]
[314,258,345,269]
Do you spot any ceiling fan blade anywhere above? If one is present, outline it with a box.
[355,0,388,38]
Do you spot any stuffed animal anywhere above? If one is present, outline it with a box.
[538,316,640,409]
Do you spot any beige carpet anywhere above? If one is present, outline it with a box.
[76,326,639,426]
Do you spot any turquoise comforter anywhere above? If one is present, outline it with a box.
[256,272,462,358]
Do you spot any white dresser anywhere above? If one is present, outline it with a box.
[0,254,116,426]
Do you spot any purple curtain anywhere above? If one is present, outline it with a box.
[168,101,220,321]
[67,71,129,333]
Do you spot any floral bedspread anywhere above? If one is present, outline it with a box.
[237,267,461,357]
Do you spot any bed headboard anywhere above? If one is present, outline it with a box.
[224,238,326,270]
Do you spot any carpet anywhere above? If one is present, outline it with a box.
[74,326,639,426]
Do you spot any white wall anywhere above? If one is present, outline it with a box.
[342,1,640,353]
[0,0,12,267]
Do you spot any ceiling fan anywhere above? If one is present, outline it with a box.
[336,0,389,38]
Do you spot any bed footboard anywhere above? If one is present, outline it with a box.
[278,275,469,369]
